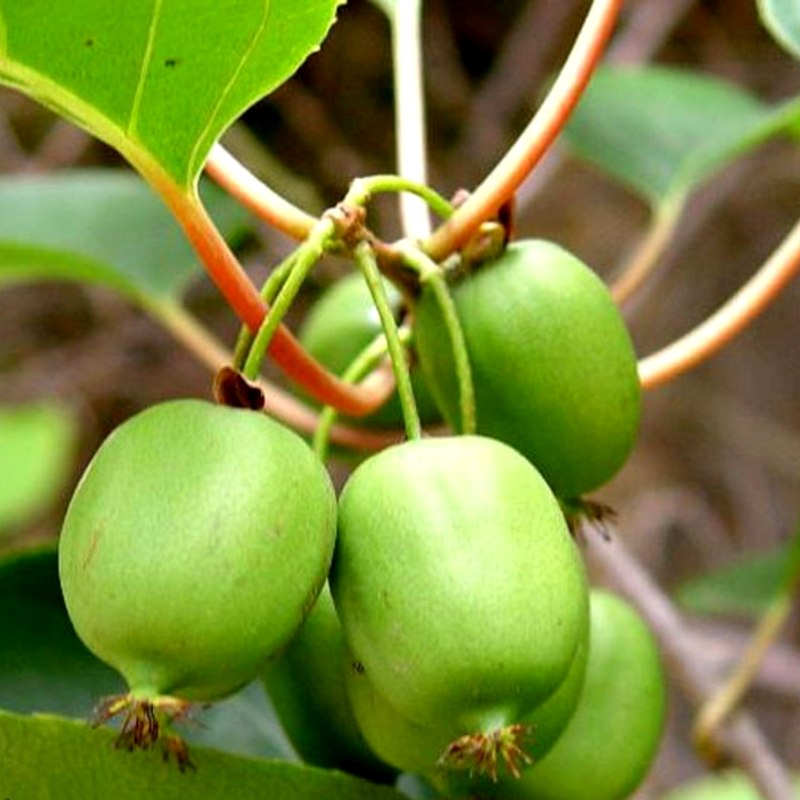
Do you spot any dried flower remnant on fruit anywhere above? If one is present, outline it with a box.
[439,724,535,781]
[93,693,196,771]
[561,497,616,541]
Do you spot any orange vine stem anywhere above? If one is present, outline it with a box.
[639,213,800,390]
[423,0,624,261]
[205,144,317,241]
[161,180,394,416]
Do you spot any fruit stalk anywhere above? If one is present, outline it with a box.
[242,217,336,381]
[233,249,300,370]
[312,332,405,461]
[160,181,389,416]
[354,241,422,441]
[400,243,477,436]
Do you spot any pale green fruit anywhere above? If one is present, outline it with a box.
[262,584,398,783]
[414,239,641,497]
[345,620,589,779]
[331,435,588,776]
[59,399,337,704]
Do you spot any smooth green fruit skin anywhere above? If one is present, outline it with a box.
[261,584,398,783]
[446,589,666,800]
[299,271,440,428]
[331,435,589,733]
[414,239,641,498]
[58,400,337,703]
[345,617,590,778]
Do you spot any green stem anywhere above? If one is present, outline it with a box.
[354,241,421,441]
[313,333,398,461]
[232,249,300,370]
[242,218,335,380]
[345,175,453,222]
[400,245,477,436]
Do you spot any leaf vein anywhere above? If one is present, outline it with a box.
[127,0,164,138]
[186,0,273,182]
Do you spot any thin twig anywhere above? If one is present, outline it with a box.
[639,213,800,390]
[693,590,796,764]
[585,527,797,800]
[424,0,624,261]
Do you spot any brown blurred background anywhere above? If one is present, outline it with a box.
[1,0,800,795]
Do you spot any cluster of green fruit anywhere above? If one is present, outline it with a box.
[58,239,666,797]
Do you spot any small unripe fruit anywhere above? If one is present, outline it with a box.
[262,584,398,783]
[331,435,588,776]
[344,619,589,778]
[58,400,337,756]
[414,239,641,497]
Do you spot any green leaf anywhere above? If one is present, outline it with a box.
[0,545,296,759]
[0,405,75,535]
[0,169,248,303]
[0,0,344,188]
[0,545,122,716]
[562,66,800,206]
[758,0,800,60]
[0,708,407,800]
[675,544,792,617]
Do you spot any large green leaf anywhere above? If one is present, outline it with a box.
[0,405,75,536]
[0,0,344,188]
[0,545,295,759]
[0,709,407,800]
[759,0,800,60]
[0,170,248,303]
[562,66,800,207]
